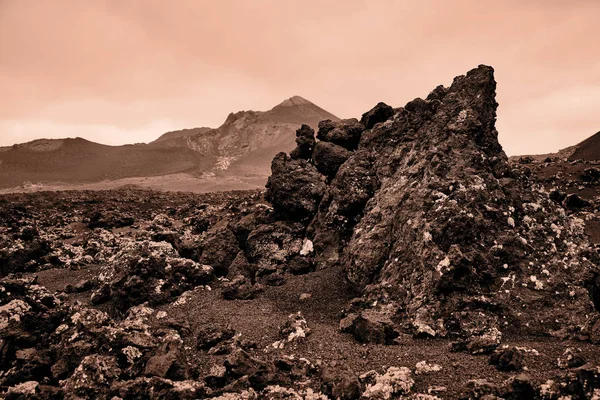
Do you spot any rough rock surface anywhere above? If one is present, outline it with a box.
[265,153,326,221]
[266,65,600,343]
[360,101,395,129]
[290,124,316,160]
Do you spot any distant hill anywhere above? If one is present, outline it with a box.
[0,96,339,190]
[0,138,215,189]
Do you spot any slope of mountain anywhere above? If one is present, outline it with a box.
[569,131,600,161]
[151,127,212,147]
[509,131,600,162]
[161,95,340,177]
[0,137,215,189]
[0,96,339,190]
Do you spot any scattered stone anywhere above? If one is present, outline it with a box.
[222,275,263,300]
[415,361,442,375]
[459,379,500,400]
[299,293,312,301]
[61,355,121,399]
[452,328,502,355]
[340,310,399,344]
[563,193,591,210]
[271,312,311,348]
[320,363,361,400]
[197,325,236,350]
[489,346,524,371]
[502,374,535,400]
[557,347,586,369]
[361,367,414,399]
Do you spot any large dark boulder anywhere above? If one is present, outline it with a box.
[360,102,394,129]
[199,225,240,276]
[312,141,352,178]
[265,153,326,221]
[316,119,364,150]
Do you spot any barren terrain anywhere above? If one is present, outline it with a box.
[1,66,600,399]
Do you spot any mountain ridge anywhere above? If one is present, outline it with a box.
[0,96,339,190]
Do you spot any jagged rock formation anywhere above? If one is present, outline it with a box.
[265,65,600,343]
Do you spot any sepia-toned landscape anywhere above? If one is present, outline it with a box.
[1,2,600,400]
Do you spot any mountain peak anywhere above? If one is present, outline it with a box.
[275,95,314,108]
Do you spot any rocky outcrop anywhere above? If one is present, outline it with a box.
[263,65,600,343]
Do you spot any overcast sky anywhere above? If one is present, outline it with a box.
[1,0,598,155]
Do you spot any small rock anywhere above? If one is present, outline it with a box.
[489,346,524,371]
[340,310,399,345]
[502,374,535,400]
[557,347,586,369]
[321,363,361,400]
[278,312,311,345]
[7,381,39,395]
[197,325,236,350]
[222,275,263,300]
[415,361,442,375]
[459,379,500,400]
[299,293,312,301]
[563,193,591,210]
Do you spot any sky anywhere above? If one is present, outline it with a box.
[0,0,599,155]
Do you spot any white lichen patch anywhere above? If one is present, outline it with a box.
[436,257,450,273]
[122,346,142,364]
[0,299,31,329]
[362,367,414,399]
[415,361,442,374]
[300,239,314,256]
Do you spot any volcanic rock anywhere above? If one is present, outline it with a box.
[557,347,586,369]
[222,275,263,300]
[312,141,352,178]
[489,346,524,371]
[360,102,395,129]
[197,325,236,350]
[320,65,598,341]
[199,225,240,276]
[317,118,364,150]
[290,124,316,160]
[339,310,399,344]
[563,193,591,210]
[265,153,326,221]
[360,367,414,399]
[320,363,361,400]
